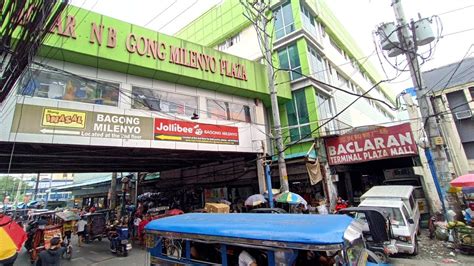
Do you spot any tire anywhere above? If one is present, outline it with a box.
[98,236,102,242]
[373,250,388,263]
[64,246,73,260]
[412,237,419,255]
[123,249,128,257]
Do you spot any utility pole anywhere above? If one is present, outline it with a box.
[33,172,40,200]
[110,172,117,210]
[391,0,450,212]
[255,0,289,192]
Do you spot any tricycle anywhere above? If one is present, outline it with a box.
[83,212,107,243]
[145,213,387,265]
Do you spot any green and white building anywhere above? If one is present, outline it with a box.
[177,0,399,204]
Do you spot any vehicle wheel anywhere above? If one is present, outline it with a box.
[98,236,102,242]
[373,250,388,263]
[412,237,419,255]
[64,246,73,260]
[123,249,128,257]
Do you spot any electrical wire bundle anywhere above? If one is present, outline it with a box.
[0,0,67,102]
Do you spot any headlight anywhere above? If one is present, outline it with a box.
[397,236,411,242]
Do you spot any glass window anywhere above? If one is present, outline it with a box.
[409,195,416,211]
[286,89,310,142]
[207,99,251,123]
[380,207,406,227]
[278,44,302,80]
[19,69,119,106]
[274,1,295,39]
[132,87,198,117]
[308,46,326,82]
[300,3,319,39]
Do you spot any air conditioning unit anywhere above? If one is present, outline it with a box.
[454,110,472,120]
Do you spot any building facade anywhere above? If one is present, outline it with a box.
[423,57,474,174]
[177,0,411,207]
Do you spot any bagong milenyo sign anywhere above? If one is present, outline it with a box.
[154,118,239,145]
[325,123,418,165]
[11,104,152,140]
[11,104,239,145]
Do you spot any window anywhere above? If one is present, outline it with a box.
[469,87,474,100]
[336,72,349,88]
[132,87,198,117]
[278,44,302,80]
[274,1,295,39]
[217,33,241,51]
[330,38,343,55]
[287,89,311,142]
[300,3,319,39]
[316,92,336,134]
[207,99,251,123]
[307,46,326,82]
[19,69,119,106]
[409,195,416,211]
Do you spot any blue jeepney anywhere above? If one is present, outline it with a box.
[145,213,385,265]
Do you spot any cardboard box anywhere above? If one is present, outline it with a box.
[204,203,229,213]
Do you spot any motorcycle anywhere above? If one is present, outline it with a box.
[107,225,132,256]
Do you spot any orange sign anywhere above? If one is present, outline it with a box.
[42,108,86,128]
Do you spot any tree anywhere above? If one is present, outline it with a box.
[0,176,31,203]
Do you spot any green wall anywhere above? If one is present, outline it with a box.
[29,5,291,106]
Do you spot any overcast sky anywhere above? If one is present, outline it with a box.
[69,0,474,93]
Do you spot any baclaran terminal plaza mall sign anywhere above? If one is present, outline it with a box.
[325,123,418,165]
[11,104,239,145]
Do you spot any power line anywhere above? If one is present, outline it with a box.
[143,0,178,27]
[157,0,199,31]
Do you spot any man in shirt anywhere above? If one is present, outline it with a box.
[76,217,87,247]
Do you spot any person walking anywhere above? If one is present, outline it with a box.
[36,237,65,266]
[133,215,142,240]
[76,217,87,247]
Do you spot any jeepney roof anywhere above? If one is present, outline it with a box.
[145,213,355,246]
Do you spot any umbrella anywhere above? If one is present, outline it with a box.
[275,192,307,206]
[0,215,27,260]
[450,174,474,188]
[245,194,267,206]
[56,210,81,221]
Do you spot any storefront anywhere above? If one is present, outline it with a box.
[323,123,423,205]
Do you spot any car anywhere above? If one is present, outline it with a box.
[249,208,287,214]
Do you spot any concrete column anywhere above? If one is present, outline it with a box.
[257,155,267,194]
[344,172,353,202]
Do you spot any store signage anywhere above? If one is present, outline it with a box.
[325,123,418,165]
[42,108,86,128]
[47,15,248,81]
[154,118,239,145]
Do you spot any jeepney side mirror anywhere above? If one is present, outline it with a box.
[408,218,414,224]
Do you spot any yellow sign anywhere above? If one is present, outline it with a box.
[42,108,86,129]
[433,136,444,146]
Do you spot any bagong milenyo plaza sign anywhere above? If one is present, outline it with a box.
[325,123,418,165]
[44,13,247,81]
[11,104,239,145]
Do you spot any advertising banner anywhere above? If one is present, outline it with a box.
[154,118,239,145]
[325,123,418,165]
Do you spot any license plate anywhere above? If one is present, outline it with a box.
[121,240,128,244]
[126,243,132,250]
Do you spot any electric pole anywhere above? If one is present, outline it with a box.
[248,0,289,192]
[391,0,450,211]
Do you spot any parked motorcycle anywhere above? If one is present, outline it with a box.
[107,225,132,256]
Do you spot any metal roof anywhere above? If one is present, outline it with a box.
[361,185,414,200]
[52,175,112,192]
[422,57,474,93]
[145,213,355,245]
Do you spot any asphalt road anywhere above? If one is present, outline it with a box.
[15,236,147,266]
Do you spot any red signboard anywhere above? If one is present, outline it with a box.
[154,118,239,145]
[325,123,418,165]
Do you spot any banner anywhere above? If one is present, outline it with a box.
[154,118,239,145]
[325,123,418,165]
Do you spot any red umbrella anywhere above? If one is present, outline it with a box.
[0,214,27,260]
[450,174,474,188]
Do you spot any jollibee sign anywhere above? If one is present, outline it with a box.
[325,123,418,165]
[154,118,239,145]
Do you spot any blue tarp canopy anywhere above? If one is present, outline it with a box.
[145,213,354,245]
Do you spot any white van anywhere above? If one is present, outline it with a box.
[359,199,418,254]
[360,185,420,232]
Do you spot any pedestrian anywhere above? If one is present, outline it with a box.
[133,215,142,240]
[334,197,348,213]
[36,237,65,266]
[76,216,87,247]
[138,214,151,247]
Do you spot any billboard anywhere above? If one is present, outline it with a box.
[11,104,239,145]
[154,118,239,145]
[325,123,418,165]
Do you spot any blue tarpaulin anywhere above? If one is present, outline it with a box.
[145,213,354,245]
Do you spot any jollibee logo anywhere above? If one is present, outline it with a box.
[194,125,203,136]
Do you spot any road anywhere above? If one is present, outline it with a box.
[15,237,147,266]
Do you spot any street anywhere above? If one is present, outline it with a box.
[15,236,147,266]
